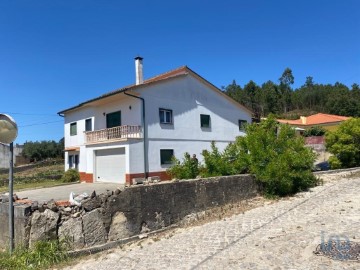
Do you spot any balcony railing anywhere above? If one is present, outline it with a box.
[85,125,142,144]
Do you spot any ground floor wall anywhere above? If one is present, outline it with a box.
[71,139,234,185]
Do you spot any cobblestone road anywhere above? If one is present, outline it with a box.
[67,172,360,270]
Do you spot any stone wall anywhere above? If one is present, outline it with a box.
[0,174,259,250]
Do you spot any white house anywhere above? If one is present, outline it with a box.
[58,57,252,185]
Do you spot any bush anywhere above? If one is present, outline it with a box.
[167,153,199,179]
[325,118,360,169]
[328,156,342,169]
[303,126,326,137]
[199,141,249,177]
[61,169,80,183]
[166,117,318,197]
[229,116,318,197]
[0,240,68,270]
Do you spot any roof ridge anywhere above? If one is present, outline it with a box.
[143,65,188,83]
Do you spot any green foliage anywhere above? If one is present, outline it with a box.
[201,142,235,177]
[325,118,360,168]
[229,117,318,197]
[167,118,317,196]
[223,69,360,118]
[303,126,326,137]
[328,156,342,170]
[22,139,64,162]
[61,169,80,183]
[0,240,68,270]
[167,153,199,179]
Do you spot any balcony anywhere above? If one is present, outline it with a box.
[85,125,142,144]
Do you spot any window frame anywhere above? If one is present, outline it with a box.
[159,108,173,124]
[160,149,174,165]
[238,119,248,131]
[106,111,121,129]
[68,154,79,170]
[200,114,211,128]
[85,118,92,132]
[69,155,74,168]
[70,122,77,136]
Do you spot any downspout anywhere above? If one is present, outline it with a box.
[124,91,148,179]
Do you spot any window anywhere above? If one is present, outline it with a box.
[106,111,121,128]
[159,108,173,124]
[69,155,74,168]
[74,155,79,170]
[85,118,92,132]
[68,154,79,170]
[160,149,174,165]
[238,119,247,131]
[70,122,77,136]
[200,114,210,128]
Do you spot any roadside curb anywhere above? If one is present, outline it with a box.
[68,224,179,257]
[314,167,360,175]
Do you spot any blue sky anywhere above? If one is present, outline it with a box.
[1,0,359,144]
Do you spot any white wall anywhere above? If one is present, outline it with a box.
[64,95,141,148]
[63,94,142,173]
[63,72,252,177]
[137,75,252,173]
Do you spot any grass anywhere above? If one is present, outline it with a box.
[0,240,69,270]
[0,163,66,193]
[0,180,71,193]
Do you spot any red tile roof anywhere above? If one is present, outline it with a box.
[277,113,350,126]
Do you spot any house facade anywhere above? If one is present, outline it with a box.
[59,58,252,185]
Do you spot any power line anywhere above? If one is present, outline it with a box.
[2,112,59,116]
[19,120,63,127]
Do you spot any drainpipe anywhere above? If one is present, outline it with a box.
[124,91,148,179]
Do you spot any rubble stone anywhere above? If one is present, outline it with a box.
[82,196,101,212]
[59,217,84,249]
[29,209,59,247]
[108,212,132,241]
[82,209,107,246]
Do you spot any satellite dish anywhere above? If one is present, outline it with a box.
[0,114,18,144]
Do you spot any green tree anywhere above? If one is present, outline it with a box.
[22,139,64,162]
[261,81,281,114]
[325,118,360,168]
[229,116,317,196]
[243,80,263,119]
[223,80,243,103]
[279,68,294,113]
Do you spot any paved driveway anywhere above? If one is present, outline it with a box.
[16,182,123,202]
[66,171,360,270]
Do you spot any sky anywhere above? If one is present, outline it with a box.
[0,0,359,144]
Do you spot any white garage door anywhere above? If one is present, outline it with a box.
[95,148,126,183]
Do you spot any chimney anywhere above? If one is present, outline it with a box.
[300,116,307,124]
[135,56,143,85]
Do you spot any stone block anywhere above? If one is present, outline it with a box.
[132,177,145,185]
[59,217,84,249]
[82,209,107,246]
[82,196,101,212]
[29,209,59,247]
[108,212,132,241]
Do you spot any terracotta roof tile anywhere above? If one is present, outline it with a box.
[277,113,350,126]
